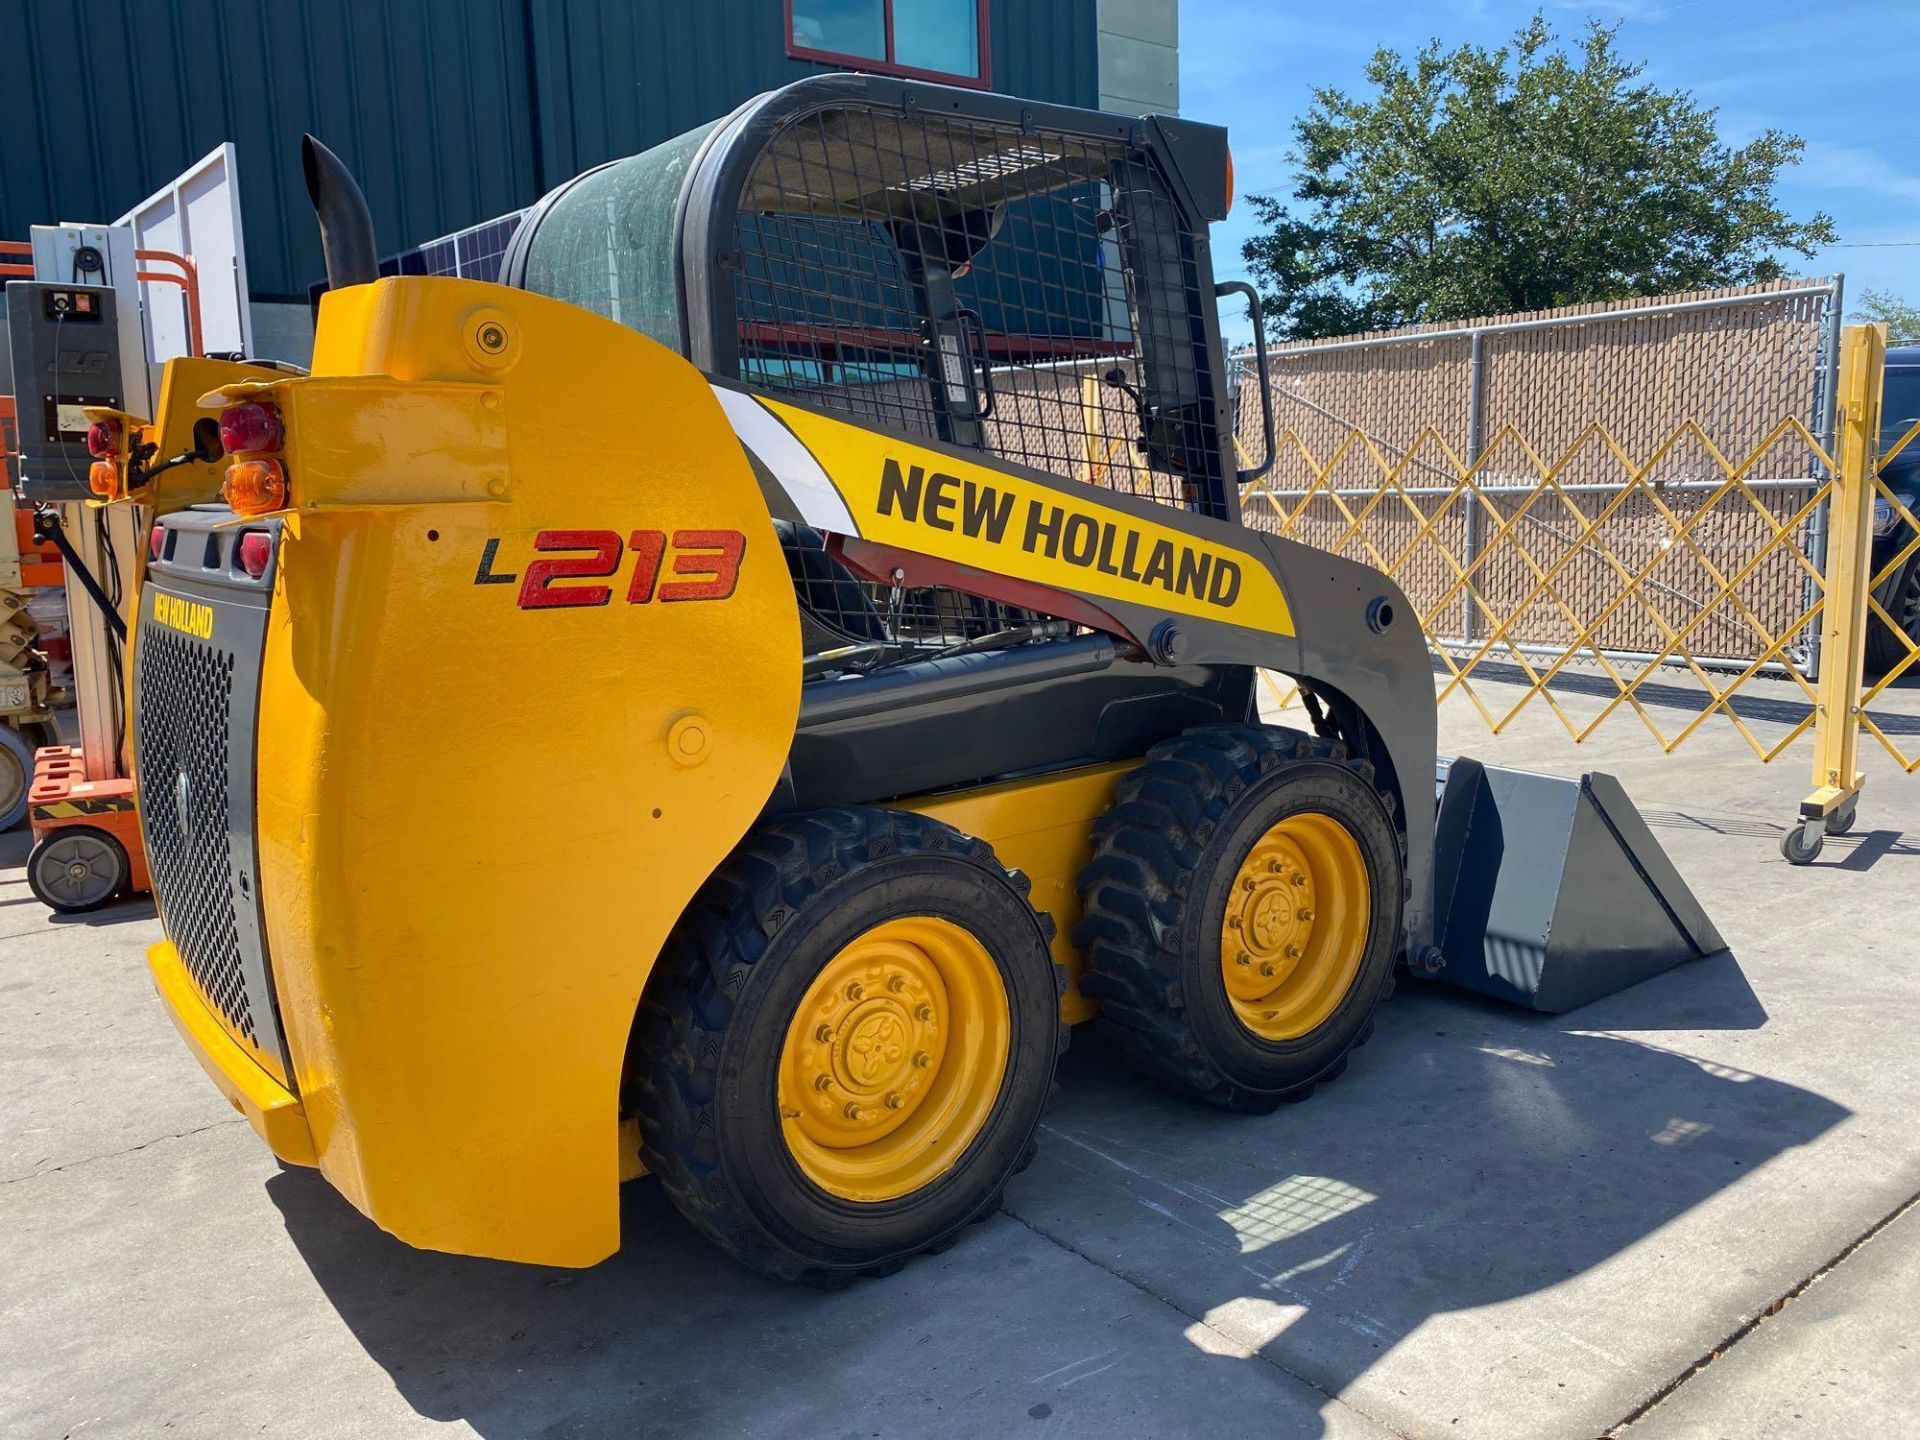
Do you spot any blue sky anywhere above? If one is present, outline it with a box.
[1184,0,1920,335]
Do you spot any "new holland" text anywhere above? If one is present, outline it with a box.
[877,459,1241,607]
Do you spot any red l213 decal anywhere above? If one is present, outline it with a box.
[474,529,747,609]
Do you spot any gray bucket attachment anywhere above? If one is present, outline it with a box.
[1427,759,1726,1013]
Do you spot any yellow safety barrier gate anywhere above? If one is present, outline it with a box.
[1228,324,1920,863]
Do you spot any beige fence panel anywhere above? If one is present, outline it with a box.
[1234,280,1843,670]
[1225,309,1912,860]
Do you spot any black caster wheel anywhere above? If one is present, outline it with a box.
[1779,822,1823,866]
[1823,798,1857,837]
[0,725,33,831]
[27,826,130,913]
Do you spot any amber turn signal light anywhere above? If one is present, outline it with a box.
[223,458,287,517]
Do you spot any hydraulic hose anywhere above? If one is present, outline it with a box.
[34,509,127,642]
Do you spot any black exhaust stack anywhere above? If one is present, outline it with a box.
[301,135,378,289]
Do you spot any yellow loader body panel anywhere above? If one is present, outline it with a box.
[898,760,1139,1025]
[150,279,801,1266]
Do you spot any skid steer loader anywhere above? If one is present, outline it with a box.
[124,75,1720,1283]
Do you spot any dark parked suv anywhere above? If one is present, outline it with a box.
[1869,345,1920,674]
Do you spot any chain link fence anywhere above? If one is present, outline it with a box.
[1197,287,1918,848]
[1231,279,1843,674]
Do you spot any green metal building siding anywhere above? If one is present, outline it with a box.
[529,0,1099,180]
[0,0,1098,301]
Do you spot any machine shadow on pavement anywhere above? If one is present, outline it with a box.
[1012,979,1842,1437]
[43,897,156,927]
[266,950,1844,1439]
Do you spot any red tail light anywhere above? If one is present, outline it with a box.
[149,525,165,561]
[85,420,120,459]
[238,531,273,579]
[219,400,284,456]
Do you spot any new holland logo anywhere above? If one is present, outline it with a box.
[742,394,1297,638]
[876,459,1243,608]
[151,594,215,639]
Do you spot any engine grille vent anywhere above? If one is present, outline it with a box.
[134,627,253,1041]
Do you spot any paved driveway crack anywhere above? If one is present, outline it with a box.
[1608,1183,1920,1435]
[1,1117,246,1187]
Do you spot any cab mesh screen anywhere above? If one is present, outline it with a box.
[731,106,1222,519]
[731,104,1222,654]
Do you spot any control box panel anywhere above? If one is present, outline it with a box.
[4,281,122,501]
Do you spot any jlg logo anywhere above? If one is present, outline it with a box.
[475,529,746,610]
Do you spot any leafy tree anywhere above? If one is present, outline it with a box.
[1853,288,1920,342]
[1244,16,1836,339]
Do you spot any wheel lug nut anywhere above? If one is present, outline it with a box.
[1285,944,1301,959]
[815,1024,833,1042]
[813,1074,833,1091]
[887,974,906,992]
[913,1052,932,1068]
[1260,962,1276,977]
[1297,909,1313,922]
[885,1092,904,1110]
[1241,876,1258,891]
[915,1004,934,1021]
[1267,860,1284,874]
[1235,951,1252,967]
[845,982,864,1001]
[1228,917,1243,931]
[780,1106,800,1119]
[843,1103,863,1120]
[1292,874,1307,887]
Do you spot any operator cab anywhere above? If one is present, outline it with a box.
[504,77,1237,514]
[506,74,1262,805]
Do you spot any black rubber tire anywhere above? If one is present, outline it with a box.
[27,825,130,914]
[1780,823,1823,865]
[0,724,33,832]
[632,806,1064,1284]
[1823,797,1858,837]
[1074,723,1404,1113]
[1865,552,1920,676]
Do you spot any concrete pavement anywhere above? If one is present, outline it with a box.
[1622,1200,1920,1438]
[1,666,1917,1437]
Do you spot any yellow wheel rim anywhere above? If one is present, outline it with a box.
[1219,811,1371,1041]
[777,916,1010,1203]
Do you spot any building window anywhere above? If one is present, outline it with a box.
[788,0,990,88]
